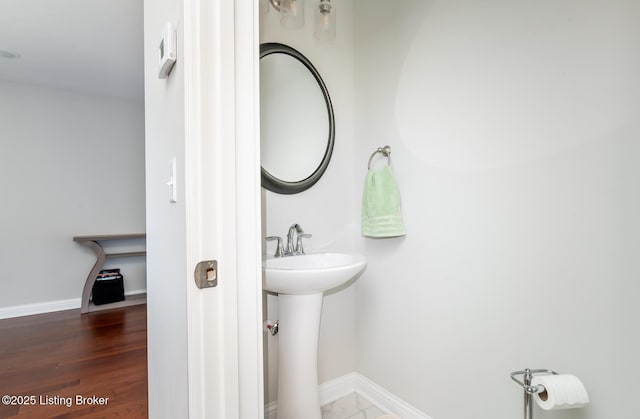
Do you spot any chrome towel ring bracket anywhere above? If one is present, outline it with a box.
[367,145,392,170]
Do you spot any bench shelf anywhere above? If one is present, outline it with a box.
[73,234,146,314]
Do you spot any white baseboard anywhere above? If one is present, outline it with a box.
[318,372,360,406]
[353,373,433,419]
[265,372,432,419]
[0,289,146,320]
[0,298,81,319]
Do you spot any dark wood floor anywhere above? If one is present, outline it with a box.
[0,305,147,418]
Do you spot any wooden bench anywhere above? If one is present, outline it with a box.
[73,234,146,314]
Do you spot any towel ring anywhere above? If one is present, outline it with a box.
[368,145,392,170]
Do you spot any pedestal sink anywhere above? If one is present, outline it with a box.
[264,252,367,419]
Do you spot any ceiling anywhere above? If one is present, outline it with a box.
[0,0,143,101]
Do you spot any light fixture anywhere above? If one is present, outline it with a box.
[260,0,270,15]
[314,0,336,41]
[269,0,304,29]
[265,0,336,41]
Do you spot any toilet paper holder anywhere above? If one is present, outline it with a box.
[510,368,558,419]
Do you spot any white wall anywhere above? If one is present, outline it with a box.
[143,1,189,417]
[0,80,145,311]
[353,1,640,418]
[260,0,357,404]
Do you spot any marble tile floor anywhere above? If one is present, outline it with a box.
[321,392,395,419]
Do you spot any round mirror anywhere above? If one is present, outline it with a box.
[260,43,335,194]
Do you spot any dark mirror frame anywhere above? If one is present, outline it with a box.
[260,43,335,195]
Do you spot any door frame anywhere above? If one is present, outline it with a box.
[183,0,263,417]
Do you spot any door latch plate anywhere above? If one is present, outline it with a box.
[194,260,218,289]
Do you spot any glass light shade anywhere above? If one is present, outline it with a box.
[260,0,270,15]
[280,0,304,29]
[314,0,336,41]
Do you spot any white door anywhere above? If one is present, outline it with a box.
[144,0,263,418]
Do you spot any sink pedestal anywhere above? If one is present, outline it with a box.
[277,293,323,419]
[264,252,367,418]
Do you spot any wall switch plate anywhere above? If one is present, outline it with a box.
[167,157,177,203]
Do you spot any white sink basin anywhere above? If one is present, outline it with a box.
[263,252,367,295]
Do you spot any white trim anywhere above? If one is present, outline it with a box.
[0,290,147,320]
[318,372,360,406]
[234,0,265,417]
[0,298,79,319]
[183,0,208,415]
[354,374,432,419]
[182,0,263,416]
[183,0,241,416]
[265,373,432,419]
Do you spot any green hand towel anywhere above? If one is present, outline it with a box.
[361,165,406,238]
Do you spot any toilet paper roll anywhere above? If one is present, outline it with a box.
[531,374,589,410]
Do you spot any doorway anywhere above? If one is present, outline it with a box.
[0,0,147,416]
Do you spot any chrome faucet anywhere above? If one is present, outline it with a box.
[266,223,312,257]
[286,224,304,255]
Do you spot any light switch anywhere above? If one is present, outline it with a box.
[158,22,177,79]
[167,157,177,203]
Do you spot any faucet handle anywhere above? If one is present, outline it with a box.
[266,236,284,257]
[295,233,312,255]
